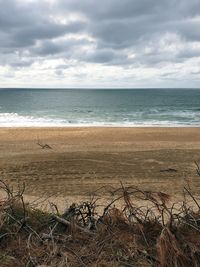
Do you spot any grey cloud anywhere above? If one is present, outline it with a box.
[160,72,178,78]
[14,21,86,45]
[82,50,116,63]
[90,19,153,49]
[34,41,62,56]
[133,53,181,67]
[30,37,93,58]
[1,20,86,51]
[55,69,64,76]
[58,0,170,20]
[0,0,86,51]
[0,51,34,68]
[59,0,200,48]
[0,0,48,30]
[1,0,200,72]
[10,60,33,68]
[177,48,200,59]
[56,64,74,69]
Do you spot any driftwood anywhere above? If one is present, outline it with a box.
[160,168,177,173]
[36,141,52,149]
[52,214,95,236]
[195,161,200,176]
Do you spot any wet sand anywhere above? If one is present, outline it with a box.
[0,127,200,205]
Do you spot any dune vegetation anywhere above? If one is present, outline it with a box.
[0,173,199,267]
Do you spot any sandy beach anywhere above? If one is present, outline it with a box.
[0,127,200,204]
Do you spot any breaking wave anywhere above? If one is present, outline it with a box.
[0,111,199,127]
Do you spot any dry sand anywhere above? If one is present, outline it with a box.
[0,127,200,208]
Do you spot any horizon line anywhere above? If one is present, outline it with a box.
[0,87,200,90]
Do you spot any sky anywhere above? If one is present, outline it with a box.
[0,0,200,88]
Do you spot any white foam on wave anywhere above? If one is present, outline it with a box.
[0,113,66,127]
[0,112,199,127]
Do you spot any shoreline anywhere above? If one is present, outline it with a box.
[0,125,200,128]
[1,126,200,129]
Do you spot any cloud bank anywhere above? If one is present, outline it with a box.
[1,0,200,88]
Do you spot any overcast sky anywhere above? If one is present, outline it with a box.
[1,0,200,88]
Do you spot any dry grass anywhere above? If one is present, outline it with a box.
[0,176,199,267]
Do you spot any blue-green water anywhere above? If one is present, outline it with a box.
[0,89,200,126]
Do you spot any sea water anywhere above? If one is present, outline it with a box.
[0,88,199,127]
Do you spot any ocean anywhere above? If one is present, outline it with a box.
[0,89,200,127]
